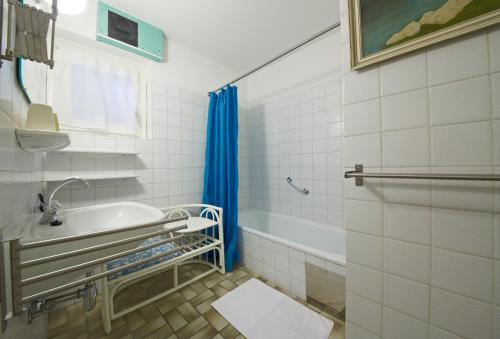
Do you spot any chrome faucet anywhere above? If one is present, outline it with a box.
[39,177,89,226]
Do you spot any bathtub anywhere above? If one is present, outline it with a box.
[238,208,345,300]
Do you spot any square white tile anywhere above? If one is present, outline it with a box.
[383,273,429,321]
[430,288,492,339]
[383,238,430,284]
[431,248,492,303]
[381,89,429,131]
[380,52,427,96]
[427,33,489,85]
[429,76,491,126]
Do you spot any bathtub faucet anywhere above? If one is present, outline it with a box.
[39,177,90,226]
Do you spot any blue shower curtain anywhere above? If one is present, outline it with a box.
[202,85,239,272]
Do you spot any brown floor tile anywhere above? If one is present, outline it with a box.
[176,301,199,322]
[47,265,344,339]
[188,324,217,339]
[211,285,229,298]
[218,279,236,291]
[227,270,247,283]
[204,274,226,289]
[219,324,239,339]
[204,309,228,332]
[158,294,188,315]
[329,322,345,339]
[124,310,146,331]
[49,324,88,339]
[234,275,252,286]
[175,316,208,339]
[48,307,69,330]
[190,281,207,294]
[194,295,218,314]
[131,316,167,339]
[143,324,174,339]
[107,323,134,339]
[180,286,198,300]
[111,316,126,329]
[154,291,182,307]
[48,317,87,339]
[88,323,106,338]
[189,289,215,307]
[164,309,188,332]
[139,303,162,321]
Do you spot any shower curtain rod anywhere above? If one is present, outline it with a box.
[209,21,341,95]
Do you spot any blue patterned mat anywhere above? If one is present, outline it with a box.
[107,236,181,280]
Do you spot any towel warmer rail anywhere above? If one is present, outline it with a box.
[345,164,500,186]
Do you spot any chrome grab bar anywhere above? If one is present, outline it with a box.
[287,177,310,195]
[345,164,500,187]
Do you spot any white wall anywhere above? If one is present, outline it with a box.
[0,1,242,335]
[1,0,246,210]
[0,21,46,337]
[247,33,341,102]
[244,30,344,228]
[51,0,245,98]
[340,0,500,337]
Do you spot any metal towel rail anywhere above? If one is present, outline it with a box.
[345,164,500,187]
[7,215,189,316]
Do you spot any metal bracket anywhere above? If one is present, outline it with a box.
[344,164,365,186]
[354,164,364,186]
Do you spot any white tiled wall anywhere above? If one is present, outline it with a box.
[0,57,47,338]
[340,1,500,337]
[0,56,43,236]
[46,81,250,210]
[246,76,343,227]
[44,81,210,208]
[238,227,344,300]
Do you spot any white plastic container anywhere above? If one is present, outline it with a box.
[26,104,56,131]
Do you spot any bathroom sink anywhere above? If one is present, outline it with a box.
[25,202,165,242]
[21,202,168,297]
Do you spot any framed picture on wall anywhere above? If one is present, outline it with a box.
[348,0,500,69]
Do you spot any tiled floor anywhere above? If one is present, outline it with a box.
[47,264,345,339]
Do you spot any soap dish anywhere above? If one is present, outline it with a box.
[15,128,70,152]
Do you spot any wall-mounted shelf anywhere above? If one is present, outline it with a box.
[51,148,138,158]
[15,128,70,152]
[43,174,138,183]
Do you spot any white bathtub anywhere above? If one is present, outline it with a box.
[238,208,345,299]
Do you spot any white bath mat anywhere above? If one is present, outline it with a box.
[211,278,333,339]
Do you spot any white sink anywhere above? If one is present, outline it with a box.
[21,202,167,297]
[25,202,164,242]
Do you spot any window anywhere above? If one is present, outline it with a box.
[46,38,149,137]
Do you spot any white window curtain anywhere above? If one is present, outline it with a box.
[48,39,146,136]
